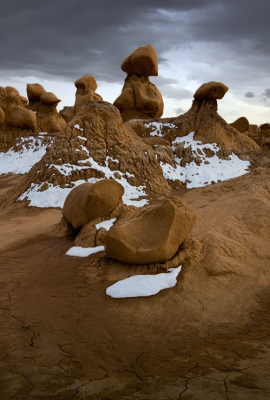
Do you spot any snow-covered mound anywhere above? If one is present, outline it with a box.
[0,135,53,174]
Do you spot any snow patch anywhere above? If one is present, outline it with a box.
[66,246,105,257]
[0,136,52,175]
[95,218,117,231]
[106,266,182,298]
[145,122,176,137]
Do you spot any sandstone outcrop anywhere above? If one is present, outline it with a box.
[194,81,229,100]
[260,123,270,138]
[0,107,5,128]
[0,86,36,130]
[230,117,250,133]
[114,45,164,121]
[35,91,66,133]
[20,96,28,107]
[105,196,197,264]
[63,180,124,229]
[26,83,46,112]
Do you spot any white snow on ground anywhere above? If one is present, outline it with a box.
[66,245,105,257]
[159,131,251,189]
[106,266,182,298]
[19,136,148,208]
[145,122,176,137]
[95,218,116,231]
[0,136,51,174]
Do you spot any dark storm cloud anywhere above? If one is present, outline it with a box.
[245,92,254,98]
[0,0,270,85]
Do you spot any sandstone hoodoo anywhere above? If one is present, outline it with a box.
[230,116,250,133]
[36,91,66,133]
[114,44,164,121]
[26,83,46,111]
[63,179,124,230]
[0,86,36,131]
[194,81,229,100]
[59,75,103,123]
[105,196,197,264]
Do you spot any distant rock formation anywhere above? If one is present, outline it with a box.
[114,45,164,121]
[27,83,46,112]
[230,117,250,133]
[59,75,103,123]
[0,86,36,131]
[105,196,197,264]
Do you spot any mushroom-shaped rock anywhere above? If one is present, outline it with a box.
[0,107,5,127]
[27,83,46,102]
[105,196,197,264]
[74,75,103,114]
[194,81,229,100]
[75,75,98,92]
[40,92,61,105]
[230,117,250,133]
[121,44,158,77]
[63,180,124,230]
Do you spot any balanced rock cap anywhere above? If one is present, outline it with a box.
[230,117,250,133]
[121,44,158,77]
[40,92,61,105]
[27,83,46,102]
[75,75,97,92]
[194,81,229,100]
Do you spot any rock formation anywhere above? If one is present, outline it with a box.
[230,116,250,133]
[59,75,103,123]
[26,83,46,112]
[105,196,197,264]
[36,92,66,133]
[63,180,124,229]
[114,45,164,121]
[194,81,229,100]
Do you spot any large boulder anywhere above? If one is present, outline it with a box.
[121,44,158,77]
[4,106,36,130]
[63,179,124,229]
[40,92,61,105]
[230,117,249,133]
[75,75,98,92]
[105,196,197,264]
[194,81,229,100]
[27,83,46,102]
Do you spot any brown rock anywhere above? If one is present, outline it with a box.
[4,106,36,130]
[63,180,124,229]
[142,137,171,147]
[194,81,229,100]
[40,92,61,105]
[0,106,5,127]
[20,96,28,107]
[114,75,164,121]
[26,83,46,102]
[59,106,75,123]
[121,44,158,77]
[75,75,98,92]
[249,124,259,136]
[105,196,197,264]
[230,117,249,133]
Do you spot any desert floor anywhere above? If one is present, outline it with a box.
[1,169,270,400]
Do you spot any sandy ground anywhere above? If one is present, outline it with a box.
[1,170,270,399]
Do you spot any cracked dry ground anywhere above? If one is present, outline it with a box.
[1,169,270,400]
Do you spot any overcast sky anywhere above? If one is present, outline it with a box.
[1,0,270,124]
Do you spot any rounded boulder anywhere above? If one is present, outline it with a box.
[40,92,61,105]
[27,83,46,102]
[63,180,124,230]
[105,196,197,264]
[230,117,250,133]
[194,81,229,100]
[121,44,158,77]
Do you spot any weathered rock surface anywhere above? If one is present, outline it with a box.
[0,107,5,127]
[194,81,229,100]
[105,196,197,264]
[121,44,158,77]
[27,83,47,112]
[114,45,164,121]
[63,180,124,229]
[40,92,61,105]
[230,116,250,133]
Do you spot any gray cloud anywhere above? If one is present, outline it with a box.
[174,106,186,115]
[0,0,270,87]
[245,92,254,98]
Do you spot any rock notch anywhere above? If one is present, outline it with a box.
[114,45,164,121]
